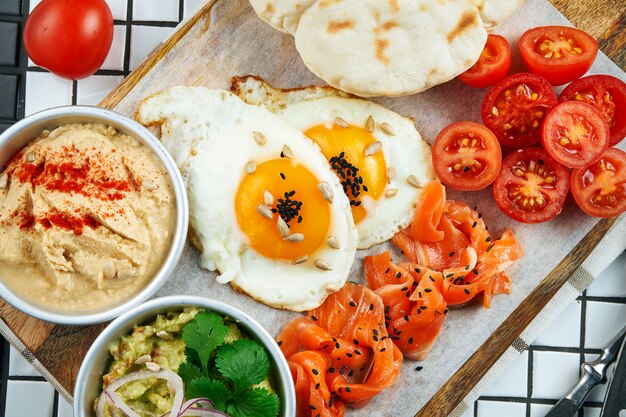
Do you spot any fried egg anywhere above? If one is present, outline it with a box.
[135,87,358,311]
[231,76,435,249]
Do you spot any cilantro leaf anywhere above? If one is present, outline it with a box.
[226,388,280,417]
[178,360,202,384]
[182,312,229,374]
[186,377,232,411]
[215,339,270,392]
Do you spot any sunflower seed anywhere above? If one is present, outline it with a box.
[292,255,308,265]
[134,355,152,365]
[245,160,256,174]
[145,362,161,372]
[281,145,293,159]
[263,189,274,206]
[335,117,349,128]
[142,179,157,190]
[285,233,304,242]
[327,235,339,249]
[365,116,375,133]
[364,141,382,157]
[407,175,421,188]
[103,260,116,279]
[315,259,332,271]
[253,131,267,145]
[156,330,174,340]
[25,152,36,162]
[277,216,290,238]
[256,203,273,219]
[318,181,334,203]
[385,188,399,198]
[380,122,395,136]
[387,167,395,183]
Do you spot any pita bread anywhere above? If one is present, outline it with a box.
[248,0,316,33]
[294,0,487,97]
[478,0,526,29]
[248,0,490,97]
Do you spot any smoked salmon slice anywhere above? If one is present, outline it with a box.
[276,283,403,416]
[365,180,523,360]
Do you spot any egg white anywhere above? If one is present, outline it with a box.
[232,77,435,249]
[135,86,358,311]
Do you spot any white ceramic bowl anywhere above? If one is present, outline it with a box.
[74,295,297,417]
[0,106,188,325]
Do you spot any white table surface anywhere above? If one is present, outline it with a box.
[1,1,625,416]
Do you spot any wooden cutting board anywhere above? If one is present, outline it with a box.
[1,1,624,416]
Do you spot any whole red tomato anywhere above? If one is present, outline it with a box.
[23,0,113,80]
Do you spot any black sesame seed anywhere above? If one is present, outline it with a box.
[395,271,402,278]
[449,251,455,257]
[355,350,361,355]
[280,172,286,180]
[424,288,432,293]
[385,267,390,274]
[310,405,317,410]
[353,339,359,345]
[385,305,390,314]
[380,347,387,352]
[369,303,374,311]
[349,301,357,307]
[465,265,470,270]
[345,387,351,393]
[329,367,335,373]
[463,166,470,172]
[277,340,282,346]
[420,305,427,310]
[312,369,319,375]
[464,288,471,295]
[473,269,479,275]
[486,243,495,252]
[414,268,421,273]
[404,315,409,321]
[486,237,492,242]
[335,342,340,349]
[472,221,477,228]
[415,366,423,371]
[478,213,483,219]
[372,329,378,335]
[401,286,408,291]
[408,338,413,344]
[346,352,353,358]
[538,158,544,165]
[311,315,318,321]
[315,383,320,390]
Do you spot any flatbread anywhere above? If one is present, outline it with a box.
[478,0,526,29]
[295,0,487,97]
[248,0,488,97]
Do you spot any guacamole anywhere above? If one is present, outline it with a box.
[99,308,275,417]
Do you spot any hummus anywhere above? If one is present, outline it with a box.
[0,123,176,312]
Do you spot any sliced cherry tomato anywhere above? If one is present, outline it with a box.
[542,101,609,168]
[458,34,511,89]
[431,122,502,191]
[23,0,113,80]
[493,147,570,223]
[481,73,558,148]
[560,75,626,146]
[519,26,598,86]
[571,148,626,218]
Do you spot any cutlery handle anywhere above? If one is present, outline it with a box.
[600,338,626,417]
[546,398,579,417]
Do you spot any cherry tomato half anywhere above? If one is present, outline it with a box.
[481,73,558,148]
[570,148,626,218]
[519,26,598,86]
[458,34,511,89]
[493,147,570,223]
[542,101,609,168]
[560,75,626,146]
[23,0,114,80]
[431,121,502,191]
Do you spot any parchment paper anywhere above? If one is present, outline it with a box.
[110,0,626,415]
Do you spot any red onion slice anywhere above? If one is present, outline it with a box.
[95,369,185,417]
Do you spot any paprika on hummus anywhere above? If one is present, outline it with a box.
[0,123,176,312]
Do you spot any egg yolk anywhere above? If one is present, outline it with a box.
[235,158,331,261]
[304,124,387,223]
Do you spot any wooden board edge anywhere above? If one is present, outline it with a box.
[98,0,219,110]
[415,216,617,417]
